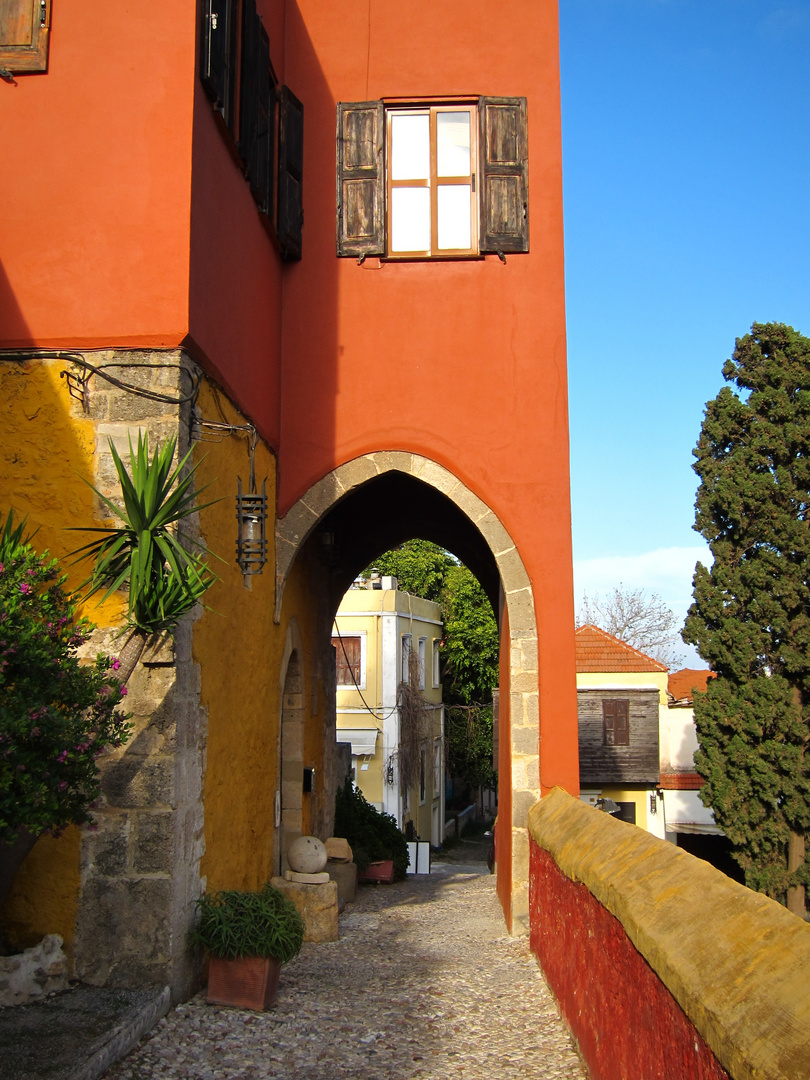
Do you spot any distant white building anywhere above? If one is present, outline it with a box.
[333,577,445,847]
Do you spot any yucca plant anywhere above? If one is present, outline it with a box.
[71,432,219,683]
[189,884,305,962]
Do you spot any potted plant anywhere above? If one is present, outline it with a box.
[189,884,305,1010]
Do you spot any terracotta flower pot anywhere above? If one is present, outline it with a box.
[206,954,281,1010]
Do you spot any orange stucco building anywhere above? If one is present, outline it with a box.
[1,0,577,994]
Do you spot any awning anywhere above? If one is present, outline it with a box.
[663,789,723,835]
[336,727,379,756]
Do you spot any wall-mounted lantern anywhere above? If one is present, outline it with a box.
[236,476,267,575]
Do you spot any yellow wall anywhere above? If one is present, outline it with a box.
[193,381,327,890]
[0,359,117,950]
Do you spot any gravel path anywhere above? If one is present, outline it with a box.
[104,851,588,1080]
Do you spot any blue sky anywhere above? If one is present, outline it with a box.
[560,0,810,664]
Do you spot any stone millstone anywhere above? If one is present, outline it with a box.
[270,877,338,942]
[285,870,330,884]
[288,835,328,874]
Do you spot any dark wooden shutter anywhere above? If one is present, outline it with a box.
[277,85,304,261]
[200,0,236,131]
[336,101,385,257]
[0,0,50,74]
[478,97,529,254]
[603,700,630,747]
[239,1,275,216]
[333,637,361,685]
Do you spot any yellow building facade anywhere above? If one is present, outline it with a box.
[334,580,445,847]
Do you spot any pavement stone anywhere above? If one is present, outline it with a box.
[103,845,588,1080]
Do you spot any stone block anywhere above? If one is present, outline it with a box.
[328,861,358,907]
[85,813,130,877]
[285,870,330,884]
[102,755,175,809]
[74,877,173,987]
[325,837,353,862]
[0,935,68,1006]
[269,877,339,943]
[133,812,175,874]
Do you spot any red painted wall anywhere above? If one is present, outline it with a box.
[278,0,579,794]
[529,841,730,1080]
[0,1,195,348]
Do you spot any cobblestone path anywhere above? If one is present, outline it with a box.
[104,851,588,1080]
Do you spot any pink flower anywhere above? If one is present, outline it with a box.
[57,750,68,763]
[111,658,121,671]
[59,781,67,790]
[120,686,128,696]
[20,583,32,595]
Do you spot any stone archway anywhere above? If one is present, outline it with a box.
[275,453,541,927]
[278,647,305,876]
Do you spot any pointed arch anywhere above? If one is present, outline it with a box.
[275,453,541,927]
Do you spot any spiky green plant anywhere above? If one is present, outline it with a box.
[71,432,219,682]
[189,885,305,962]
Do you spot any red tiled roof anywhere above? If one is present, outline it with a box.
[574,624,668,673]
[668,668,715,703]
[659,771,704,790]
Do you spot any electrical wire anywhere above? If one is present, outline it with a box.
[1,350,202,407]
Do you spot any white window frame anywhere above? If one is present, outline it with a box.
[417,637,427,689]
[432,638,441,688]
[386,103,479,260]
[401,633,412,683]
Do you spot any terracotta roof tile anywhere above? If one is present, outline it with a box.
[668,667,715,703]
[575,624,668,673]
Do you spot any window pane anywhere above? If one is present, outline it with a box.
[391,113,430,180]
[391,188,431,252]
[437,185,471,250]
[437,112,470,177]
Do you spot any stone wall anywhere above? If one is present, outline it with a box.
[528,788,810,1080]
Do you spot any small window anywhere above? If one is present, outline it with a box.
[332,634,365,688]
[417,637,427,689]
[603,700,630,747]
[0,0,51,75]
[401,634,412,683]
[433,738,442,794]
[432,639,441,688]
[337,97,528,260]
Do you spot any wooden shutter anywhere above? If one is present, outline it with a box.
[603,700,630,747]
[200,0,236,131]
[478,97,529,254]
[336,101,385,257]
[0,0,50,74]
[239,1,275,216]
[277,85,304,261]
[333,637,361,686]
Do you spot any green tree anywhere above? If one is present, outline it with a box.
[366,541,499,794]
[683,323,810,916]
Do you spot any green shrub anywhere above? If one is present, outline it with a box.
[189,884,304,962]
[334,777,409,880]
[0,510,131,843]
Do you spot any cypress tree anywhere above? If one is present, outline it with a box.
[683,323,810,916]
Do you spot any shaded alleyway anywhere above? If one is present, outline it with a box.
[104,845,588,1080]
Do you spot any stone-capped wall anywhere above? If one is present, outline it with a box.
[528,788,810,1080]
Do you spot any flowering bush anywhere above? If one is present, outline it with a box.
[0,511,132,844]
